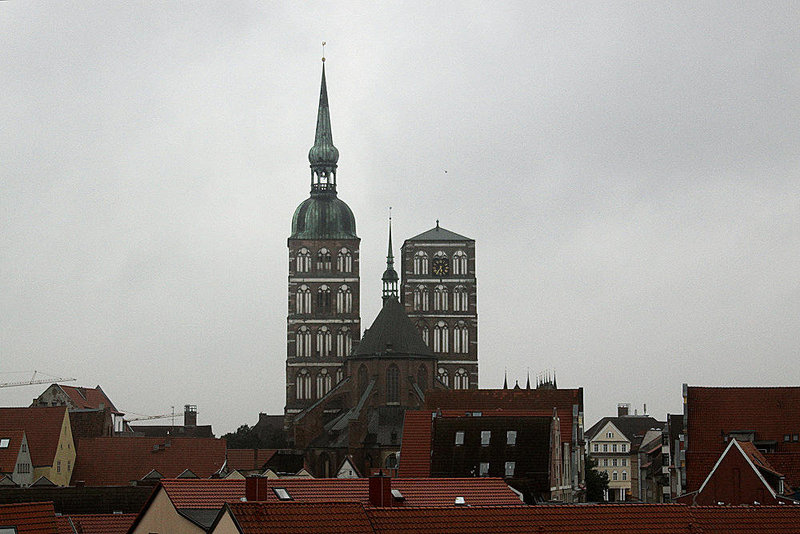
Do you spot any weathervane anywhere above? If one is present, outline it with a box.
[322,41,326,62]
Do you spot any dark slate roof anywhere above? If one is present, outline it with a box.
[350,298,434,359]
[290,194,357,240]
[406,225,471,242]
[585,416,664,444]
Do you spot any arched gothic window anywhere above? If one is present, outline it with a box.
[296,369,311,400]
[337,248,352,272]
[316,368,332,398]
[417,365,428,391]
[317,285,332,313]
[452,250,468,275]
[358,365,368,394]
[454,368,469,389]
[336,327,352,357]
[316,248,332,271]
[453,286,469,312]
[316,326,332,357]
[453,322,469,354]
[416,321,429,346]
[296,248,311,273]
[296,326,312,357]
[437,367,449,387]
[336,367,343,384]
[336,285,353,314]
[433,321,449,353]
[433,285,448,311]
[413,251,429,275]
[413,285,429,311]
[386,364,400,403]
[296,285,311,314]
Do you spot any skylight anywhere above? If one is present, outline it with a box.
[0,439,10,449]
[454,496,466,505]
[391,489,405,500]
[273,487,292,500]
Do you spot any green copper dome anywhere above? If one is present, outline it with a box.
[290,193,357,240]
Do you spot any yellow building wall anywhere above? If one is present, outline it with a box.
[208,510,239,534]
[132,487,206,534]
[32,410,76,486]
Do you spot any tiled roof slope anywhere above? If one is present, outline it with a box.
[0,501,58,533]
[58,385,121,415]
[738,441,782,476]
[0,406,67,468]
[406,225,471,242]
[252,478,521,507]
[0,430,25,473]
[686,386,800,491]
[0,486,151,514]
[425,389,582,444]
[71,437,226,485]
[352,298,434,358]
[227,449,278,471]
[222,501,373,534]
[398,411,433,477]
[764,452,800,490]
[161,478,246,508]
[55,513,135,534]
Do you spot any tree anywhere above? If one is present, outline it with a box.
[222,424,262,449]
[585,454,609,502]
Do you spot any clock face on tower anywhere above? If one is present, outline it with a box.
[432,257,450,277]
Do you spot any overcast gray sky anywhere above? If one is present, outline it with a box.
[2,2,799,434]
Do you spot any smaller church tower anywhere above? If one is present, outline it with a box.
[382,216,399,302]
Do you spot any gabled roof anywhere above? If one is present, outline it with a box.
[0,501,58,533]
[406,225,472,242]
[585,416,663,446]
[351,298,434,359]
[70,437,226,485]
[216,501,373,534]
[160,478,246,508]
[0,406,68,467]
[227,449,278,472]
[55,513,135,534]
[56,385,122,415]
[697,439,782,500]
[0,430,25,473]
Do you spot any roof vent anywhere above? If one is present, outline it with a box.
[454,496,466,505]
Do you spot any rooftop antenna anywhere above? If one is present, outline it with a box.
[322,41,326,62]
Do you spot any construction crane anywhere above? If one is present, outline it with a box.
[124,406,177,426]
[0,370,76,389]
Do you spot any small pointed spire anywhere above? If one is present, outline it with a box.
[526,369,531,390]
[308,55,339,193]
[382,210,399,302]
[503,369,508,390]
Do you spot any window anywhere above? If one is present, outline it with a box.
[433,321,449,353]
[358,365,368,394]
[479,462,489,476]
[336,327,352,357]
[316,326,332,357]
[607,431,613,438]
[296,285,311,314]
[337,248,352,272]
[453,322,469,354]
[273,487,292,500]
[386,365,400,403]
[437,368,449,386]
[505,461,515,477]
[452,250,468,275]
[296,248,311,272]
[481,431,491,446]
[0,528,17,534]
[622,471,627,481]
[57,460,61,473]
[67,460,70,471]
[317,285,332,313]
[413,251,429,274]
[453,286,468,311]
[603,444,608,452]
[0,439,9,449]
[612,444,617,453]
[336,285,353,314]
[316,248,332,271]
[455,431,465,445]
[794,434,799,442]
[433,285,448,311]
[417,365,428,390]
[612,458,618,467]
[296,327,312,357]
[296,369,311,400]
[316,368,332,398]
[416,322,429,346]
[593,443,599,452]
[612,471,618,481]
[621,444,627,452]
[785,434,791,442]
[622,459,627,466]
[454,368,469,389]
[21,443,26,453]
[507,431,517,445]
[413,285,429,311]
[603,459,608,467]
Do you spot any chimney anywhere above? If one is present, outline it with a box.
[368,472,393,507]
[184,405,197,427]
[245,476,270,502]
[617,403,630,417]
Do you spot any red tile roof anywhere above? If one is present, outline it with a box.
[0,407,68,468]
[160,478,246,509]
[223,502,373,534]
[226,449,277,471]
[55,516,72,534]
[57,513,135,534]
[0,501,58,533]
[398,411,432,477]
[252,477,522,507]
[686,386,800,491]
[0,430,25,473]
[57,385,121,415]
[70,437,226,485]
[738,441,782,477]
[764,452,800,490]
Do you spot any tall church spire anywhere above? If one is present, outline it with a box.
[308,60,339,194]
[382,211,399,302]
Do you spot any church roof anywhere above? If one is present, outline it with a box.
[351,298,433,360]
[290,194,357,240]
[406,224,471,242]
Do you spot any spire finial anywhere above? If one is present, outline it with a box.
[503,369,508,390]
[436,219,440,228]
[322,41,326,62]
[308,54,339,193]
[382,210,399,303]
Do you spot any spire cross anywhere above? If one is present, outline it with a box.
[322,41,326,62]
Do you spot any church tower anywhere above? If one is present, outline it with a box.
[285,61,361,419]
[401,222,477,389]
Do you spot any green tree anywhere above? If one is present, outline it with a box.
[585,455,609,502]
